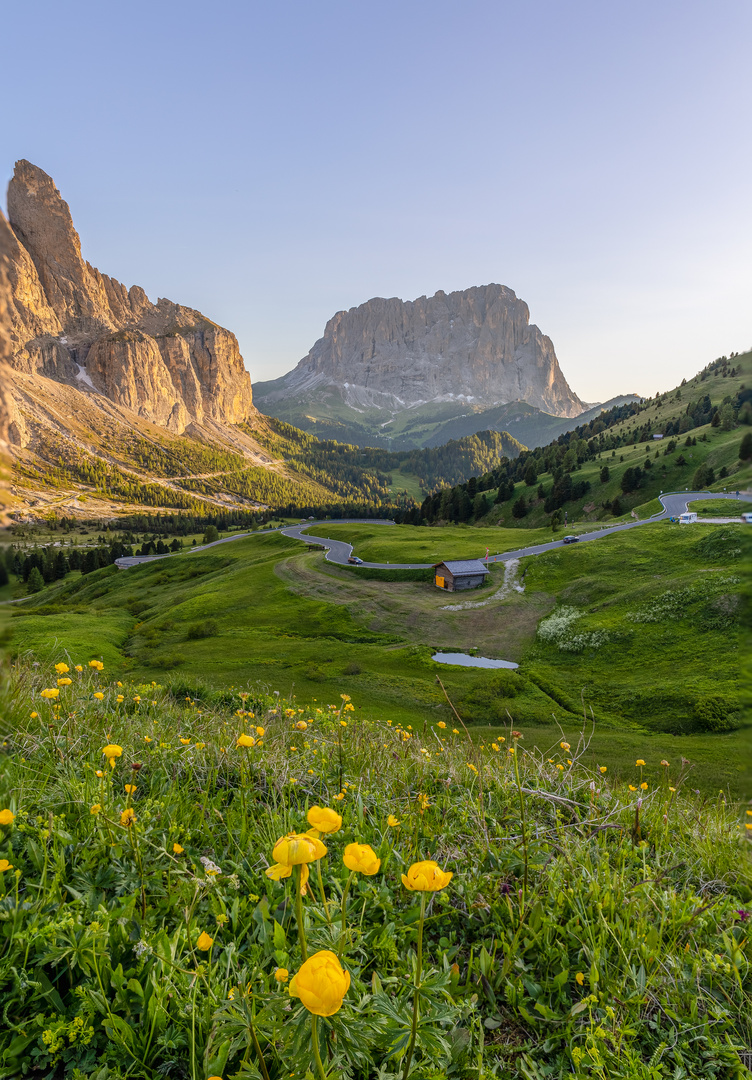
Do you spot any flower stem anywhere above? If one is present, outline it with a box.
[294,865,308,961]
[512,739,528,913]
[311,1014,328,1080]
[338,871,354,957]
[401,891,426,1080]
[316,858,332,926]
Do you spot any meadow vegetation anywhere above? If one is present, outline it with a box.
[0,658,750,1079]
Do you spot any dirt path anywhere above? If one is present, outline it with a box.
[441,558,524,611]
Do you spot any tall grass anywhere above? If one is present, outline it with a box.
[0,654,750,1079]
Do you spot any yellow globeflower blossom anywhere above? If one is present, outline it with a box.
[599,766,607,774]
[116,695,124,704]
[265,861,310,894]
[628,785,637,792]
[236,733,255,748]
[0,858,13,871]
[180,737,191,745]
[0,809,15,826]
[120,808,136,827]
[90,804,102,815]
[55,663,70,675]
[437,721,446,729]
[636,759,646,767]
[289,950,350,1016]
[640,782,648,791]
[30,712,38,719]
[102,744,123,768]
[40,688,60,700]
[560,741,570,750]
[467,762,478,773]
[255,726,265,737]
[173,843,184,854]
[307,806,343,834]
[402,860,453,892]
[74,665,83,673]
[661,760,670,767]
[274,967,289,982]
[124,784,137,794]
[57,677,72,687]
[272,832,327,866]
[340,720,347,728]
[295,720,308,731]
[196,932,214,951]
[93,692,104,701]
[343,843,380,875]
[89,660,104,671]
[575,972,585,986]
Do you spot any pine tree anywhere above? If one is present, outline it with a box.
[26,566,44,594]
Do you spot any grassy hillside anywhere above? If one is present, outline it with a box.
[2,659,750,1078]
[8,519,749,795]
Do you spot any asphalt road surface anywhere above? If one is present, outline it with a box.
[111,490,752,572]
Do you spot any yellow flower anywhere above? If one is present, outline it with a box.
[343,843,380,875]
[334,792,345,801]
[661,760,669,767]
[556,763,564,770]
[102,744,123,768]
[144,736,152,743]
[95,769,104,778]
[57,677,72,687]
[275,967,289,982]
[640,782,648,791]
[93,692,104,701]
[55,663,70,674]
[195,742,206,750]
[599,766,607,774]
[89,660,104,671]
[266,861,310,894]
[307,806,343,834]
[272,832,327,866]
[467,762,478,773]
[30,712,38,719]
[75,665,83,672]
[0,859,13,872]
[576,972,585,986]
[236,733,255,748]
[669,786,676,792]
[196,932,214,951]
[254,725,265,737]
[120,808,136,827]
[437,721,446,729]
[401,860,453,892]
[180,737,191,745]
[629,785,637,792]
[295,720,308,731]
[340,720,347,728]
[452,728,460,734]
[125,784,137,794]
[0,809,15,826]
[40,688,60,700]
[173,843,184,854]
[636,759,646,767]
[90,804,101,815]
[560,741,570,750]
[289,950,350,1016]
[116,695,124,704]
[387,815,400,827]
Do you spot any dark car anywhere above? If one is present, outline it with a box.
[562,535,579,544]
[347,556,363,564]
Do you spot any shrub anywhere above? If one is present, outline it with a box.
[150,652,186,670]
[694,695,738,732]
[343,661,362,675]
[186,618,219,640]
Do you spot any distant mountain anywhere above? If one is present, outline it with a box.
[255,284,589,448]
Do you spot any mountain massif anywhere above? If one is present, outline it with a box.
[254,285,589,449]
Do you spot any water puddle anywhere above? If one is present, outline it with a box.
[432,653,519,669]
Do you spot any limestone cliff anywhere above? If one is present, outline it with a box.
[1,160,254,433]
[256,285,583,420]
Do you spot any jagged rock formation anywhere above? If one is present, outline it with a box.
[256,285,583,422]
[1,160,254,436]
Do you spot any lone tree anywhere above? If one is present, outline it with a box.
[740,431,752,461]
[600,465,610,483]
[202,525,220,544]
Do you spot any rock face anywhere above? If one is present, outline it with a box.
[257,284,583,418]
[1,160,254,432]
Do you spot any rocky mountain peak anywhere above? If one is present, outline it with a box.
[2,160,254,437]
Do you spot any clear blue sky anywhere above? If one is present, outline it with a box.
[3,0,750,403]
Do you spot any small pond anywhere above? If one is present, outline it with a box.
[432,652,519,670]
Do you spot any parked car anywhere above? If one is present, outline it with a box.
[347,556,363,564]
[562,535,579,544]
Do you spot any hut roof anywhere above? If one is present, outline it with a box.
[434,560,490,576]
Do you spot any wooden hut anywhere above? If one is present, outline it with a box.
[433,559,490,592]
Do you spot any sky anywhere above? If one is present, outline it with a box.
[3,0,750,404]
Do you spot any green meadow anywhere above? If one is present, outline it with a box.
[8,515,749,796]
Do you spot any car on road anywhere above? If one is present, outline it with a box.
[562,535,579,544]
[347,556,364,564]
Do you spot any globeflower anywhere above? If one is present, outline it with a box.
[265,861,310,895]
[236,733,255,748]
[120,808,136,827]
[274,967,289,982]
[295,720,308,731]
[0,809,15,826]
[272,832,327,866]
[89,660,104,671]
[343,843,380,875]
[55,663,69,674]
[402,860,453,892]
[255,726,265,737]
[90,804,101,815]
[196,932,214,951]
[0,859,13,872]
[636,759,646,767]
[40,688,60,700]
[93,692,105,701]
[307,806,342,835]
[289,950,350,1016]
[57,677,72,687]
[173,843,184,854]
[102,744,123,768]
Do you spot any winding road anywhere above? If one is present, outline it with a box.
[111,489,751,571]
